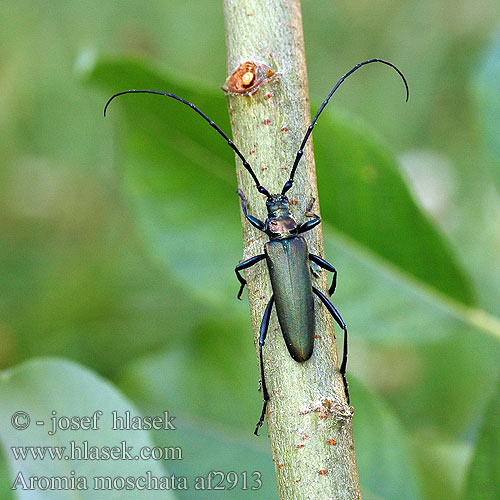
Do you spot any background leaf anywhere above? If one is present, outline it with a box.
[315,111,473,304]
[0,359,175,499]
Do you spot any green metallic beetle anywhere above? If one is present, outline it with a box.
[104,58,409,435]
[235,189,347,436]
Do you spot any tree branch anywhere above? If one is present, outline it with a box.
[223,0,362,499]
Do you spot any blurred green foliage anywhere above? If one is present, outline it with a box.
[1,1,500,499]
[0,360,176,500]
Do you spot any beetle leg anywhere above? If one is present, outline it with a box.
[309,253,337,295]
[297,217,321,234]
[305,197,319,218]
[255,295,274,436]
[237,189,266,232]
[235,254,265,299]
[312,287,350,404]
[298,198,321,233]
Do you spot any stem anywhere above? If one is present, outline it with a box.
[223,1,362,499]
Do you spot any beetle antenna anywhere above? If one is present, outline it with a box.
[104,90,271,197]
[281,58,409,195]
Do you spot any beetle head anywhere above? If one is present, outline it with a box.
[266,194,290,217]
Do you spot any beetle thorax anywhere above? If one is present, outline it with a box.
[265,194,297,239]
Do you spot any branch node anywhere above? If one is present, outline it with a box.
[222,61,281,96]
[299,396,353,424]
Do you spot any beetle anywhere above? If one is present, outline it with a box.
[104,58,409,435]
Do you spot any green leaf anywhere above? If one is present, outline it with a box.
[0,359,176,499]
[463,375,500,500]
[87,56,473,306]
[315,110,474,305]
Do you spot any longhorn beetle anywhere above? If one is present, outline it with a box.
[104,58,409,435]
